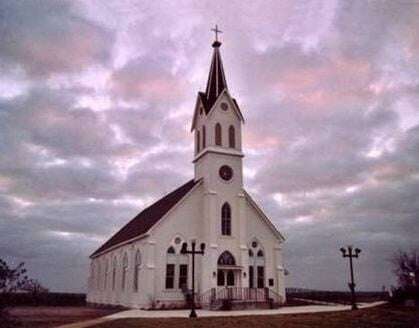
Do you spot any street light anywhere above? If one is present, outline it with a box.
[340,246,361,310]
[181,240,205,318]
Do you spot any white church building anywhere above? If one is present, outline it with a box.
[87,33,286,310]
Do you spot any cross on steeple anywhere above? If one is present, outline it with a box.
[211,25,222,42]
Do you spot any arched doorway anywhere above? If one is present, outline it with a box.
[217,251,239,287]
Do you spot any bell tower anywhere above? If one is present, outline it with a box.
[191,27,245,192]
[191,27,248,292]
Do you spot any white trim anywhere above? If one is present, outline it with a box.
[90,233,149,259]
[191,95,205,131]
[243,190,286,242]
[193,146,244,163]
[207,90,245,123]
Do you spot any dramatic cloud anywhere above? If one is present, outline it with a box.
[0,0,113,77]
[0,0,418,292]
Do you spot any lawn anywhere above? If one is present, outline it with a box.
[2,306,119,328]
[92,304,419,328]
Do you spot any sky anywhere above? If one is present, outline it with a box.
[1,0,418,293]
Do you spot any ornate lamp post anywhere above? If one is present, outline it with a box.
[340,246,361,310]
[181,240,205,318]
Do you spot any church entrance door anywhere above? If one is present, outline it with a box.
[216,251,241,288]
[217,269,236,287]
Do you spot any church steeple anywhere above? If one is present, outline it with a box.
[204,25,228,110]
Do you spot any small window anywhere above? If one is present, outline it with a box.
[97,262,101,290]
[215,123,222,146]
[248,249,254,257]
[257,250,264,257]
[221,203,231,236]
[104,260,109,290]
[134,250,141,292]
[112,258,117,291]
[202,125,206,149]
[122,253,128,290]
[179,264,188,289]
[167,246,176,254]
[196,130,200,153]
[228,125,235,148]
[165,264,175,289]
[269,278,274,287]
[252,241,258,248]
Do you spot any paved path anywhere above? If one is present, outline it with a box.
[56,301,386,328]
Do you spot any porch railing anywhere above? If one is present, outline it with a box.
[199,287,283,307]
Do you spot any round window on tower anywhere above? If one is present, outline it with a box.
[221,102,228,111]
[219,165,233,181]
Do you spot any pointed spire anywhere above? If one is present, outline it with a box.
[204,25,228,110]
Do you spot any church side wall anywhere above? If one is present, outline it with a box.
[86,237,152,309]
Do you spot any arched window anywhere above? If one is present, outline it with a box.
[167,246,176,254]
[218,251,236,266]
[248,249,254,257]
[202,125,206,149]
[196,130,200,153]
[221,202,231,236]
[97,261,101,290]
[104,259,109,290]
[229,125,235,148]
[112,257,117,291]
[215,123,222,146]
[122,253,128,291]
[90,263,95,290]
[133,250,141,292]
[248,240,265,288]
[165,246,176,289]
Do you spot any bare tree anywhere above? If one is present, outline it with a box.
[20,279,49,294]
[0,258,29,315]
[391,249,419,288]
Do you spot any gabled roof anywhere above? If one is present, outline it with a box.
[90,179,200,258]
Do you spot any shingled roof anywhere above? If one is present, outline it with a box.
[90,179,200,258]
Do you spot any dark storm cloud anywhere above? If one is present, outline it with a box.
[253,104,398,193]
[1,0,419,292]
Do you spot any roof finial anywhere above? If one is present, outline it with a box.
[211,24,223,47]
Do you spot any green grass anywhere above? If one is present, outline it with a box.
[93,304,419,328]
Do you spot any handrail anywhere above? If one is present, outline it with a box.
[199,287,282,306]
